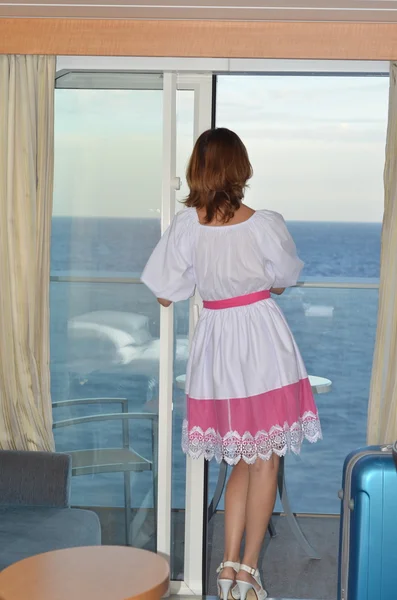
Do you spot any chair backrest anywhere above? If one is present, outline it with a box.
[0,450,71,508]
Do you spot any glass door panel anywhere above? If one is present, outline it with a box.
[51,71,212,592]
[52,70,213,593]
[214,73,387,516]
[51,81,163,549]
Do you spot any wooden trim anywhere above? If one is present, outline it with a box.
[1,18,397,59]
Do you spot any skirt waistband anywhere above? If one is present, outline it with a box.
[203,290,271,310]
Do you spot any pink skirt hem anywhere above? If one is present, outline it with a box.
[182,378,322,465]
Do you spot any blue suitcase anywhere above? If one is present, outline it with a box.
[338,445,397,600]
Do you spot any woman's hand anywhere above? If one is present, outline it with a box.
[157,298,172,308]
[270,288,285,296]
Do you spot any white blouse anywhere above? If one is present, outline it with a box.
[141,207,303,302]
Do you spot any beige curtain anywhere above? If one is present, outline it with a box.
[367,62,397,445]
[0,55,55,451]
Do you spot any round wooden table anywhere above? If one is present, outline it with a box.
[0,546,169,600]
[176,373,332,395]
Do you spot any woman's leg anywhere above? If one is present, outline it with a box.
[220,459,249,580]
[237,454,280,587]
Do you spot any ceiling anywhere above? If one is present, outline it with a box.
[2,0,397,22]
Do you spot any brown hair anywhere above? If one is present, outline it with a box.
[185,128,253,224]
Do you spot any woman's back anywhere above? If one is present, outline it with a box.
[145,206,304,303]
[193,209,266,301]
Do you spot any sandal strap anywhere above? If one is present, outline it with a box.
[217,561,240,573]
[239,564,259,577]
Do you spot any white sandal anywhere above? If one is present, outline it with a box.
[235,564,268,600]
[217,561,240,600]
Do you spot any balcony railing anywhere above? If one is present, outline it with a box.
[50,274,379,289]
[50,276,378,515]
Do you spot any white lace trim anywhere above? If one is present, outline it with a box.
[182,411,322,465]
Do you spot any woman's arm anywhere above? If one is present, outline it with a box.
[158,298,172,308]
[270,288,286,296]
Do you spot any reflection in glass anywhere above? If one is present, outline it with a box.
[51,87,163,549]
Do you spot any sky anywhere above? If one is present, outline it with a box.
[53,74,389,222]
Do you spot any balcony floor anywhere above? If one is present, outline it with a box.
[207,513,338,599]
[85,507,338,600]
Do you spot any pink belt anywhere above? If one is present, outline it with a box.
[203,290,271,310]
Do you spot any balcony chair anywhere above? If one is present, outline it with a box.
[52,397,158,545]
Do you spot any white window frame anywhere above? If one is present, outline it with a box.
[56,56,389,75]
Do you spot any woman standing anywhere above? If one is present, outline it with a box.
[142,128,322,600]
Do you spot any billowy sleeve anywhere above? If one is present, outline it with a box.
[261,211,304,288]
[141,214,196,302]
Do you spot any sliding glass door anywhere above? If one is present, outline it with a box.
[51,58,388,598]
[51,67,212,592]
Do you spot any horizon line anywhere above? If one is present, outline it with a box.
[51,215,383,225]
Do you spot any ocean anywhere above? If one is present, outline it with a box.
[50,218,380,516]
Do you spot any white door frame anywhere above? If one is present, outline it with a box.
[180,74,213,596]
[157,71,177,567]
[156,72,213,596]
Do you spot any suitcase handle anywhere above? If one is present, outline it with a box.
[393,441,397,469]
